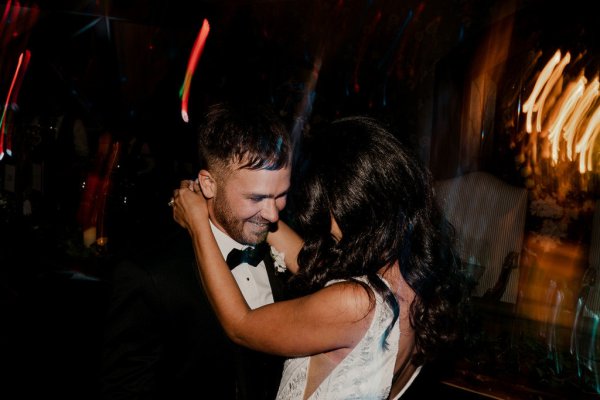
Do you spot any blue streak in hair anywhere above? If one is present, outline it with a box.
[380,291,400,351]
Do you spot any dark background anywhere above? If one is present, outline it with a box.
[1,0,599,398]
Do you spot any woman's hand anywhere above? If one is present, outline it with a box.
[171,179,207,233]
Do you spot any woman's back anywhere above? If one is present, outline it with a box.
[276,271,419,400]
[384,267,420,399]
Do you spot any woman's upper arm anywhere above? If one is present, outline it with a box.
[233,281,374,357]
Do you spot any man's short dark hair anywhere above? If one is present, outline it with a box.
[197,102,292,173]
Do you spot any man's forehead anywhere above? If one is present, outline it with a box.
[227,156,290,173]
[221,168,290,199]
[229,153,287,169]
[229,164,291,177]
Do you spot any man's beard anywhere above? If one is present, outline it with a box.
[212,194,269,245]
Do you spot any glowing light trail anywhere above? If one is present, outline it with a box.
[522,49,561,134]
[577,107,600,173]
[0,50,29,159]
[534,52,571,133]
[180,18,210,123]
[548,76,585,163]
[564,77,598,161]
[520,49,600,174]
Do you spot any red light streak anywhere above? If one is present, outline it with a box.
[180,18,210,123]
[0,50,30,159]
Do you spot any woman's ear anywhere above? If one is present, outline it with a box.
[198,170,216,198]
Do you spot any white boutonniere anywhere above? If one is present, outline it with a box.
[270,246,287,273]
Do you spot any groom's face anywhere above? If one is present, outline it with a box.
[210,164,290,245]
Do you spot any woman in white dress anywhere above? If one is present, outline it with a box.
[172,116,468,399]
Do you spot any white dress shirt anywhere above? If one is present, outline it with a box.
[210,221,275,309]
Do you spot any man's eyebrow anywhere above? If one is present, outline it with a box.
[247,193,269,199]
[247,190,289,199]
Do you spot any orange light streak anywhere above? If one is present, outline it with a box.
[523,49,561,133]
[534,52,571,133]
[521,48,600,176]
[180,18,210,123]
[548,76,585,163]
[564,76,598,161]
[577,107,600,173]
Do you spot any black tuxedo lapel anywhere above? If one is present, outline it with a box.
[231,249,288,400]
[263,253,289,302]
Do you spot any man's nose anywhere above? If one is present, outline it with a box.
[261,200,279,223]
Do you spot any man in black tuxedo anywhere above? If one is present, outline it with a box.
[101,101,293,400]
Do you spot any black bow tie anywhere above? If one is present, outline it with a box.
[226,242,270,270]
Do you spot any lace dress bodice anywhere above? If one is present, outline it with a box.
[276,277,407,400]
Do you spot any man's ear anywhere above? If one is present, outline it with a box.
[198,170,216,198]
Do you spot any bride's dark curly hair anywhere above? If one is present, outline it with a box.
[290,116,469,366]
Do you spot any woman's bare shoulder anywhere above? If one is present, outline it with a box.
[316,279,375,322]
